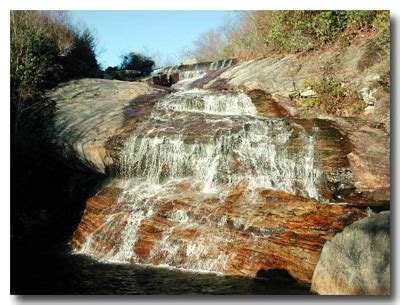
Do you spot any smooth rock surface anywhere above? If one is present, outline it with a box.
[45,79,163,173]
[311,211,390,295]
[203,39,390,130]
[333,117,390,206]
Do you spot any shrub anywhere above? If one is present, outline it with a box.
[60,28,101,80]
[10,11,100,136]
[299,76,366,116]
[372,11,390,46]
[11,11,66,101]
[119,52,155,76]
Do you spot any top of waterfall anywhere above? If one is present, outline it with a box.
[181,59,199,65]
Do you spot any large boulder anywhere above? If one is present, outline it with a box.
[45,79,165,174]
[311,211,390,295]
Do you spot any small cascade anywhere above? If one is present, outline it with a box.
[152,59,235,86]
[171,59,234,89]
[166,65,179,79]
[118,121,319,197]
[207,58,233,71]
[74,87,325,275]
[156,89,257,116]
[178,70,207,81]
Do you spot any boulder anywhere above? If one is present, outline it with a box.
[45,79,165,174]
[311,211,390,295]
[300,89,317,98]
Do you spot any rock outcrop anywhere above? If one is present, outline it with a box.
[72,184,366,283]
[64,82,376,284]
[311,211,390,295]
[45,79,165,174]
[238,90,390,207]
[44,39,389,292]
[204,39,390,130]
[149,39,391,207]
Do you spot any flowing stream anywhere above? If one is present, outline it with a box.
[74,70,322,276]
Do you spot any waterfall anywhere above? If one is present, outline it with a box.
[74,87,322,273]
[152,59,235,82]
[178,70,206,81]
[207,59,233,71]
[118,120,319,197]
[156,89,257,116]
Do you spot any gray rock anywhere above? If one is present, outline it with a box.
[300,89,316,98]
[45,79,159,173]
[360,87,377,105]
[209,39,389,126]
[311,211,390,295]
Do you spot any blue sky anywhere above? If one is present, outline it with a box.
[70,11,233,69]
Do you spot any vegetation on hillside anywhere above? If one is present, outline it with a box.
[10,10,100,136]
[297,76,366,116]
[191,11,390,60]
[188,10,389,117]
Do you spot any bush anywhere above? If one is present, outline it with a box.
[10,11,100,136]
[60,28,101,80]
[119,52,155,76]
[372,11,390,46]
[299,76,366,115]
[11,11,67,101]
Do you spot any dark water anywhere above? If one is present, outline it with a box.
[11,243,312,295]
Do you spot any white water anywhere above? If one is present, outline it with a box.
[156,89,257,116]
[153,59,234,80]
[118,120,319,197]
[75,81,323,273]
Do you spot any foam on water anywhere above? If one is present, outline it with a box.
[157,89,258,116]
[75,86,322,274]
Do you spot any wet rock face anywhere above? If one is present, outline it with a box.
[72,183,366,283]
[331,117,390,208]
[311,211,390,295]
[68,83,378,285]
[45,74,388,288]
[239,90,390,207]
[102,89,359,202]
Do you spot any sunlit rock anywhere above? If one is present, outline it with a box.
[311,211,390,295]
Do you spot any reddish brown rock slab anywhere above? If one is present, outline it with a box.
[332,117,390,206]
[71,181,367,284]
[71,187,124,250]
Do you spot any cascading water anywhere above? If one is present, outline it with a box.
[74,78,323,274]
[156,89,258,116]
[153,59,235,80]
